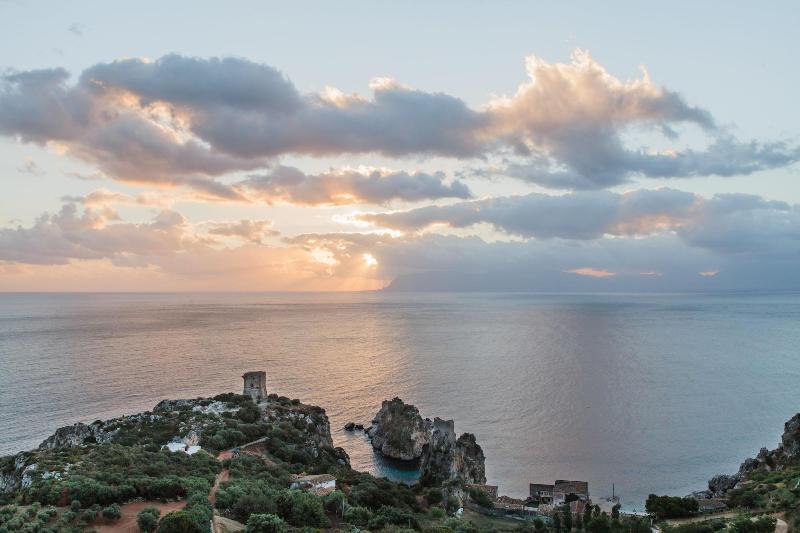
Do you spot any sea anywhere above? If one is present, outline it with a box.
[1,291,799,510]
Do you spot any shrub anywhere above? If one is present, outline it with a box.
[323,489,346,516]
[645,494,699,519]
[157,510,199,532]
[427,488,443,505]
[728,515,777,533]
[245,513,287,533]
[102,503,122,520]
[276,490,328,528]
[138,507,162,532]
[429,507,445,520]
[81,507,98,522]
[467,487,493,508]
[368,505,420,530]
[344,505,373,526]
[442,517,478,533]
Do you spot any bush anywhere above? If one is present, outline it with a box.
[344,505,373,526]
[368,505,420,530]
[442,517,478,533]
[69,499,82,512]
[427,488,443,505]
[429,506,446,519]
[323,489,346,516]
[245,513,287,533]
[157,510,202,532]
[645,494,699,519]
[276,490,328,528]
[102,503,122,520]
[728,515,777,533]
[467,487,493,508]
[138,507,162,532]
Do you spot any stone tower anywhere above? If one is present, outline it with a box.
[242,371,268,401]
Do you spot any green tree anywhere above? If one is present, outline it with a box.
[102,503,121,521]
[586,513,611,533]
[245,513,287,533]
[561,504,573,531]
[157,510,200,533]
[138,507,161,532]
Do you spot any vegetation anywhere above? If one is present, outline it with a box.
[645,494,700,519]
[138,506,162,532]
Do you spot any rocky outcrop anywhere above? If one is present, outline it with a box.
[39,421,116,449]
[419,418,486,485]
[780,413,800,459]
[708,474,740,497]
[705,411,800,498]
[0,453,32,494]
[366,399,487,485]
[367,398,432,461]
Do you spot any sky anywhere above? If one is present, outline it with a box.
[1,1,798,291]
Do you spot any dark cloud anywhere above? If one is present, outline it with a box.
[358,188,699,239]
[358,188,800,256]
[1,51,795,192]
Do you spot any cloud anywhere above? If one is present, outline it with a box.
[0,201,189,265]
[565,267,616,278]
[287,231,800,292]
[17,156,44,175]
[236,165,472,205]
[356,188,800,255]
[67,23,85,37]
[1,189,798,292]
[1,51,795,193]
[358,188,700,239]
[699,270,719,277]
[205,219,279,244]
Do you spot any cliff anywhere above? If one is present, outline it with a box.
[366,400,487,486]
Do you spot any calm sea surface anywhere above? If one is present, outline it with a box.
[1,292,799,509]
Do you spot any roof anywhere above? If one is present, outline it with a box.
[293,473,336,484]
[531,483,555,492]
[570,500,587,515]
[554,480,589,495]
[495,495,527,510]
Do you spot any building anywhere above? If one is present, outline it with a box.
[466,483,498,500]
[242,371,268,401]
[290,473,337,494]
[530,483,555,504]
[529,479,589,506]
[553,480,589,504]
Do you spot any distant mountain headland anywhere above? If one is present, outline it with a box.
[1,373,798,532]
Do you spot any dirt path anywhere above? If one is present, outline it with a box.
[210,468,230,507]
[93,500,185,532]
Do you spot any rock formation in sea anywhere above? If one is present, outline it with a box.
[366,397,432,461]
[420,417,487,485]
[366,398,487,485]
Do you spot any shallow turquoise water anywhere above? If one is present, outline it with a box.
[1,291,799,509]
